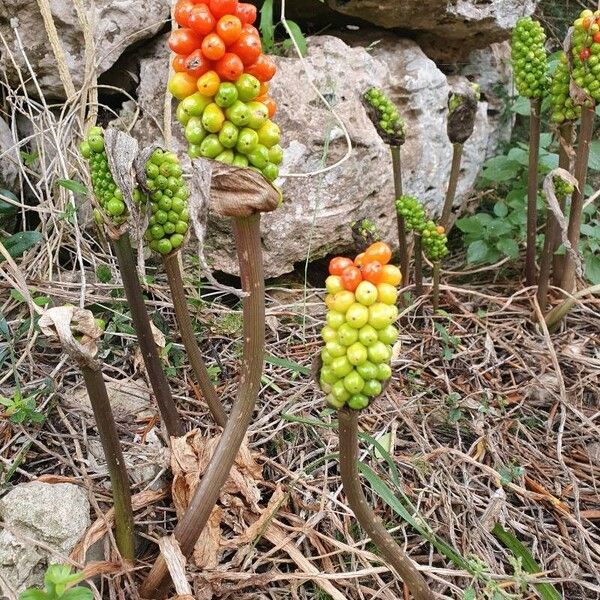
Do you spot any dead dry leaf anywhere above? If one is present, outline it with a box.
[193,506,223,569]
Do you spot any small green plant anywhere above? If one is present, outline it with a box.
[0,388,45,425]
[259,0,307,56]
[445,392,463,423]
[434,321,460,361]
[19,564,92,600]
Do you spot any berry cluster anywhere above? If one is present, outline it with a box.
[144,149,190,256]
[551,52,581,123]
[572,9,600,104]
[421,221,448,262]
[319,243,402,411]
[553,175,575,200]
[395,196,447,262]
[363,87,406,144]
[80,127,143,224]
[168,0,282,181]
[395,195,426,232]
[511,17,548,99]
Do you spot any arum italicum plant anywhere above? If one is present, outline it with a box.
[440,81,480,230]
[318,248,432,599]
[537,51,580,307]
[39,307,135,560]
[141,0,281,591]
[80,128,183,438]
[511,17,548,286]
[560,8,599,293]
[363,87,409,284]
[140,147,227,427]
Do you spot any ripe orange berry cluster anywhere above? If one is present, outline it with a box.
[319,243,402,411]
[167,0,281,180]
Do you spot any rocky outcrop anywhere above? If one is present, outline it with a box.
[0,0,169,98]
[0,482,90,594]
[121,35,503,277]
[0,118,19,190]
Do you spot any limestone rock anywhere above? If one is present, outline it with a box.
[327,0,538,57]
[0,118,19,190]
[65,377,155,421]
[122,35,502,277]
[0,0,169,99]
[0,482,90,593]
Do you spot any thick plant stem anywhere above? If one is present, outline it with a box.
[440,143,463,230]
[526,98,542,287]
[537,123,574,311]
[163,253,227,428]
[140,214,265,598]
[338,409,432,600]
[561,106,595,293]
[112,233,183,438]
[432,262,440,312]
[545,283,600,332]
[81,366,135,560]
[414,236,423,297]
[391,145,409,284]
[552,123,575,284]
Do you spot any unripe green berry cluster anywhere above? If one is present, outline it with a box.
[80,127,143,224]
[572,9,600,105]
[551,52,581,123]
[511,17,548,99]
[396,196,447,262]
[143,149,190,256]
[553,175,575,200]
[421,221,448,262]
[395,195,426,232]
[176,75,283,182]
[364,87,406,142]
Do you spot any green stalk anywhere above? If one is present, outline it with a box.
[414,235,423,297]
[140,214,265,598]
[440,142,463,231]
[338,408,432,600]
[560,106,595,293]
[163,253,227,428]
[112,233,183,438]
[537,122,574,310]
[391,145,409,284]
[526,98,542,287]
[552,123,575,282]
[432,262,440,312]
[81,365,135,560]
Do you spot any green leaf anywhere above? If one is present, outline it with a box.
[0,188,19,217]
[585,254,600,284]
[265,354,310,375]
[259,0,274,53]
[18,590,49,600]
[1,231,43,261]
[493,202,508,218]
[455,217,483,235]
[486,220,513,237]
[283,20,307,56]
[492,524,561,600]
[57,179,88,195]
[60,587,93,600]
[496,237,520,259]
[511,96,531,116]
[506,147,529,166]
[588,140,600,171]
[463,588,476,600]
[467,240,490,264]
[539,133,553,149]
[481,156,521,183]
[538,151,559,171]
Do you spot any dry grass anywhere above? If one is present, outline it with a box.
[1,20,600,600]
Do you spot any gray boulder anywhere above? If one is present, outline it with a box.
[121,35,504,277]
[0,482,90,594]
[0,118,19,190]
[326,0,538,57]
[0,0,169,99]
